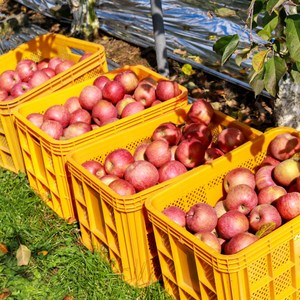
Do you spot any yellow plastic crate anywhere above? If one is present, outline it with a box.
[145,127,300,300]
[0,33,108,173]
[65,104,261,287]
[13,65,188,221]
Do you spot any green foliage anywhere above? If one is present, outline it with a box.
[213,0,300,97]
[0,169,170,300]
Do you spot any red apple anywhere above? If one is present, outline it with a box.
[92,99,118,126]
[124,160,159,192]
[79,85,102,111]
[138,76,158,88]
[82,160,106,177]
[273,158,300,187]
[108,178,136,196]
[26,112,44,128]
[40,120,64,140]
[186,203,218,233]
[216,127,246,153]
[43,105,71,128]
[155,80,181,101]
[93,75,111,91]
[104,148,134,178]
[214,199,228,218]
[162,206,186,227]
[102,80,125,105]
[151,100,162,106]
[260,155,281,167]
[182,123,212,148]
[115,97,136,116]
[145,139,172,168]
[275,192,300,220]
[133,83,156,107]
[223,167,256,193]
[69,108,91,125]
[10,82,32,97]
[216,210,249,240]
[257,185,287,205]
[194,231,221,253]
[268,133,300,161]
[121,101,145,118]
[37,58,49,70]
[0,70,21,92]
[99,174,119,186]
[186,98,214,126]
[64,96,82,113]
[0,88,8,101]
[224,184,258,215]
[204,147,224,163]
[42,68,56,79]
[175,138,206,169]
[249,204,282,232]
[114,70,139,94]
[55,60,75,74]
[255,165,276,191]
[63,122,92,139]
[151,122,182,146]
[158,160,187,183]
[15,59,37,82]
[223,232,259,255]
[48,57,63,70]
[28,70,50,88]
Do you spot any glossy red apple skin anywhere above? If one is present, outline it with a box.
[223,167,256,193]
[224,184,258,215]
[214,199,228,218]
[26,112,44,128]
[162,206,186,227]
[275,192,300,221]
[121,101,145,118]
[133,83,156,107]
[55,60,75,74]
[93,75,111,91]
[0,88,8,101]
[204,147,224,164]
[82,160,106,177]
[10,82,32,97]
[79,85,102,111]
[145,139,171,168]
[158,160,187,183]
[48,57,63,70]
[182,123,212,148]
[69,108,92,125]
[40,120,64,140]
[114,70,139,94]
[260,155,281,167]
[124,160,159,192]
[216,210,249,240]
[102,80,126,105]
[63,122,92,139]
[216,127,246,153]
[64,96,82,113]
[248,204,282,232]
[99,174,119,186]
[268,133,300,161]
[186,98,214,126]
[15,59,38,82]
[151,122,182,146]
[115,97,136,117]
[108,178,136,196]
[0,70,21,92]
[43,105,71,128]
[186,203,218,233]
[92,99,118,126]
[255,165,277,191]
[133,141,151,161]
[28,70,50,88]
[104,148,134,178]
[223,232,259,255]
[257,185,287,205]
[155,80,181,101]
[175,138,206,169]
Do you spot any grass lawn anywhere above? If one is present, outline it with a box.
[0,169,171,300]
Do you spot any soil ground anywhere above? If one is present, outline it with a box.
[0,0,275,132]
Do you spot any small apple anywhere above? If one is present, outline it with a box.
[92,99,118,126]
[216,127,246,153]
[55,60,75,74]
[121,101,145,118]
[48,57,63,70]
[223,232,259,255]
[255,165,277,191]
[223,167,256,193]
[214,199,228,218]
[133,83,156,107]
[186,203,218,233]
[64,96,82,113]
[63,122,92,139]
[108,178,136,196]
[0,88,8,101]
[275,192,300,220]
[124,160,159,192]
[151,122,182,146]
[224,184,258,215]
[186,98,214,126]
[204,147,224,163]
[114,70,139,94]
[0,70,21,92]
[15,59,37,82]
[162,206,186,227]
[115,97,136,116]
[28,70,50,88]
[155,80,181,101]
[257,185,287,205]
[216,210,249,240]
[104,148,135,178]
[248,204,282,232]
[10,82,32,97]
[260,155,281,167]
[93,75,111,91]
[102,80,126,105]
[26,112,44,128]
[158,160,187,183]
[145,139,172,168]
[99,174,119,186]
[40,120,64,140]
[133,141,151,161]
[273,158,300,187]
[182,123,212,148]
[43,105,71,128]
[79,85,102,111]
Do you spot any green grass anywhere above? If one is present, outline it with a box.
[0,169,171,300]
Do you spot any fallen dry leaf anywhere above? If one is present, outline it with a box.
[0,288,11,299]
[0,243,8,254]
[16,244,31,266]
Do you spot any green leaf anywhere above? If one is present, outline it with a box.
[266,0,286,14]
[249,69,265,96]
[252,50,270,72]
[235,48,252,66]
[258,13,279,40]
[214,8,237,17]
[213,34,240,65]
[285,15,300,62]
[264,56,287,97]
[291,62,300,84]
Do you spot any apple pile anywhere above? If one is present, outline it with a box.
[81,99,249,196]
[26,69,182,140]
[162,131,300,255]
[0,53,92,101]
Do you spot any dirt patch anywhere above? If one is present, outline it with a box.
[1,0,275,132]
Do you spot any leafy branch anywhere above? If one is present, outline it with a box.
[213,0,300,97]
